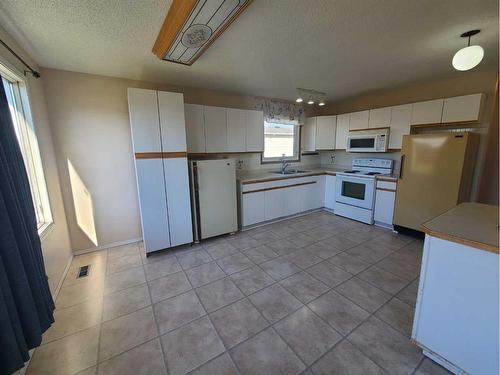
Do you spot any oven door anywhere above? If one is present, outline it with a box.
[346,135,376,152]
[335,175,375,210]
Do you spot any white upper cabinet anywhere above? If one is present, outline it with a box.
[226,108,246,152]
[411,99,444,125]
[316,115,337,150]
[127,88,161,152]
[157,91,187,152]
[442,94,484,123]
[349,110,369,130]
[369,107,391,128]
[335,113,350,149]
[184,104,205,153]
[245,110,264,152]
[303,117,317,152]
[389,104,412,149]
[204,106,227,152]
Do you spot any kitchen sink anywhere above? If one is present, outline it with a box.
[272,169,310,175]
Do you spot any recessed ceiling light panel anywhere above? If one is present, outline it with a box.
[153,0,253,66]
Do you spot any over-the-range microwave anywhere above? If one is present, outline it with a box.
[346,128,390,152]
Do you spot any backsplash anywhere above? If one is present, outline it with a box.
[319,150,402,173]
[189,152,322,171]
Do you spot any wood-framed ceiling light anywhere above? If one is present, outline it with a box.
[152,0,253,66]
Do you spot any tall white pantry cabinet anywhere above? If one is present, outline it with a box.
[127,88,193,253]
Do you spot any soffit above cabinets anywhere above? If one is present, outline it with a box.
[153,0,253,65]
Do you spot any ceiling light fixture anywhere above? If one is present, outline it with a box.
[152,0,253,65]
[296,88,326,106]
[452,30,484,71]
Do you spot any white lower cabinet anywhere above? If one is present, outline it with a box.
[324,175,336,210]
[241,191,265,226]
[374,181,396,227]
[265,189,285,221]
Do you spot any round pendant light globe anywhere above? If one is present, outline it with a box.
[452,45,484,71]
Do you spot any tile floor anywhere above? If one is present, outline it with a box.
[26,211,452,375]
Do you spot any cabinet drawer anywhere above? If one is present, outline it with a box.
[376,180,397,191]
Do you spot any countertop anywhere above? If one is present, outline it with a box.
[237,165,398,184]
[421,202,499,254]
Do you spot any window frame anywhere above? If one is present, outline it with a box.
[261,121,301,164]
[1,62,53,236]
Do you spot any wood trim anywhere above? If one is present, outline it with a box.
[243,181,316,194]
[410,120,480,130]
[188,151,259,156]
[135,152,187,159]
[348,126,390,132]
[153,0,253,65]
[376,176,397,182]
[421,225,499,254]
[152,0,197,59]
[241,172,325,185]
[376,187,396,193]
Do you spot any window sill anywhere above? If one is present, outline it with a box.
[38,221,55,240]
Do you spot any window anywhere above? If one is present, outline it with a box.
[262,121,300,162]
[1,65,53,234]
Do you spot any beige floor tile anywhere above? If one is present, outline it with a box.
[216,252,254,275]
[306,261,352,287]
[43,299,102,344]
[375,298,414,337]
[415,358,453,374]
[177,249,213,270]
[148,271,191,303]
[196,278,243,312]
[97,339,166,375]
[99,306,158,361]
[348,316,422,374]
[279,271,330,304]
[102,283,151,321]
[63,261,106,288]
[161,316,225,375]
[274,306,342,365]
[249,284,303,323]
[104,266,146,295]
[75,366,97,375]
[335,278,391,313]
[143,256,182,281]
[357,266,408,294]
[154,290,206,334]
[311,340,385,375]
[189,353,238,375]
[71,251,107,268]
[185,261,226,287]
[230,266,275,295]
[229,328,305,375]
[27,325,100,375]
[107,243,140,259]
[328,252,371,274]
[106,253,142,275]
[260,257,302,281]
[242,244,279,264]
[56,280,103,309]
[210,299,268,348]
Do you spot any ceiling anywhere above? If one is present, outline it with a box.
[0,0,498,102]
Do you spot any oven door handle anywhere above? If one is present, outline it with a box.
[399,155,405,179]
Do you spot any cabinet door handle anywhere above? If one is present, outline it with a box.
[399,155,405,179]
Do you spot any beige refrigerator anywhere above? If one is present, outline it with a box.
[393,132,478,232]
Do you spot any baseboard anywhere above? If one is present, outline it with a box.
[73,237,143,256]
[52,254,73,299]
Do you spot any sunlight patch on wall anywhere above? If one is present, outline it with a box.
[67,159,98,246]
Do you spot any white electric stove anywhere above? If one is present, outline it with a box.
[334,158,393,224]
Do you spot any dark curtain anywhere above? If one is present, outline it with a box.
[0,83,54,374]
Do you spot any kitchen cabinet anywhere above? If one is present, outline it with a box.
[335,113,350,149]
[369,107,391,128]
[158,91,187,152]
[128,88,192,253]
[204,105,227,152]
[245,109,264,152]
[241,191,265,226]
[303,116,337,151]
[349,110,369,130]
[442,93,484,123]
[374,180,396,228]
[265,188,284,221]
[324,175,336,210]
[411,99,444,125]
[388,104,412,149]
[303,117,317,152]
[184,104,205,153]
[227,108,246,152]
[316,115,337,150]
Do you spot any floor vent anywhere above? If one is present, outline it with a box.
[77,265,90,278]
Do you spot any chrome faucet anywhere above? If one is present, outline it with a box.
[280,154,290,174]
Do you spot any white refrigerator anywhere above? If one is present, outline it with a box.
[189,159,238,241]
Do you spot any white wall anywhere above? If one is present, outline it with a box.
[0,26,72,294]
